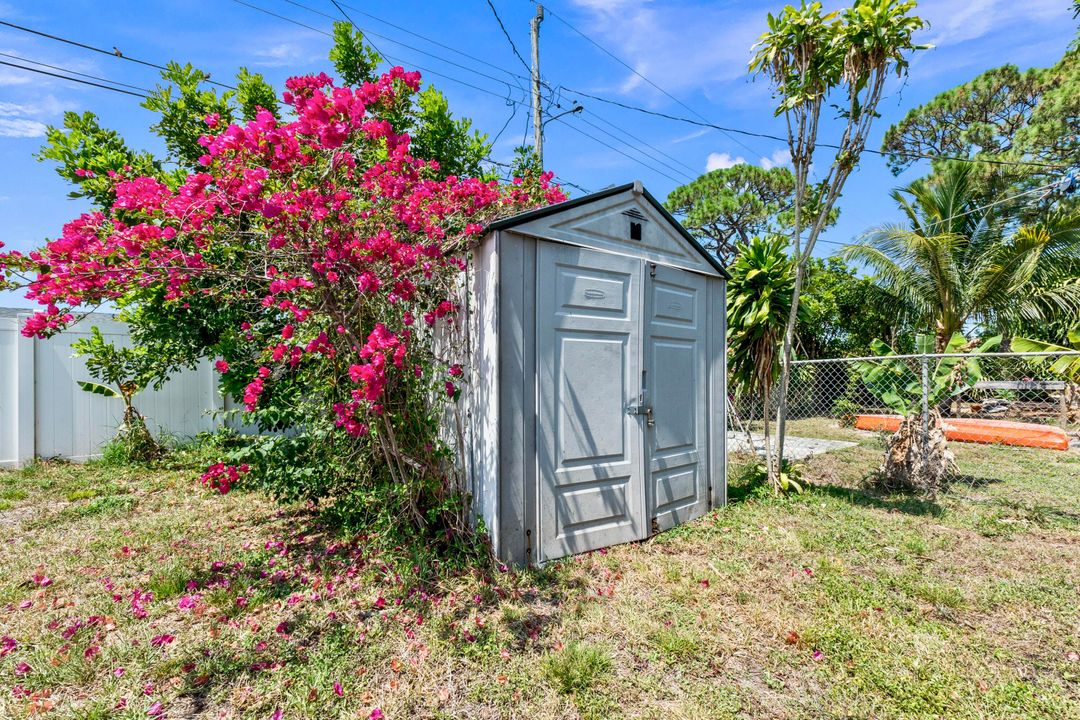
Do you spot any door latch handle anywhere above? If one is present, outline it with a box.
[626,403,655,426]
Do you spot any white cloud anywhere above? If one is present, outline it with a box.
[0,95,73,118]
[671,127,712,144]
[920,0,1063,47]
[759,148,790,170]
[251,42,309,67]
[568,0,764,96]
[0,94,72,139]
[705,152,745,172]
[0,118,47,137]
[0,68,33,86]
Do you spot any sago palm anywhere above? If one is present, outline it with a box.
[841,164,1080,350]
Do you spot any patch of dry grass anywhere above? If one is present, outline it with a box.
[1,436,1078,719]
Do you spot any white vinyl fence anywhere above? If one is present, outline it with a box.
[0,308,223,468]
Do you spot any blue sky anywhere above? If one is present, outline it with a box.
[0,0,1076,307]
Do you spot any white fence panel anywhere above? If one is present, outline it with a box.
[0,315,22,466]
[1,309,222,467]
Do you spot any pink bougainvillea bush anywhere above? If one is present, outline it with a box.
[0,67,564,540]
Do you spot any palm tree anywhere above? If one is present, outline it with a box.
[727,236,796,489]
[841,164,1080,350]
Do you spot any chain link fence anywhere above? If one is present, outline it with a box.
[728,351,1080,457]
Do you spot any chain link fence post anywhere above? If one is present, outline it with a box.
[921,352,930,478]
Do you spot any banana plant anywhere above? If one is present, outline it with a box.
[1013,329,1080,381]
[854,331,1001,416]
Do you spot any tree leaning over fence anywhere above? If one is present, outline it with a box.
[749,0,928,489]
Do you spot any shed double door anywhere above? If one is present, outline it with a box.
[536,243,709,561]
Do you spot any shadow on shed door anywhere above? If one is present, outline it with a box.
[535,244,711,562]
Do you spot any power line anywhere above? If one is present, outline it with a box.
[231,0,525,104]
[235,0,533,104]
[557,115,683,184]
[535,2,761,158]
[579,107,698,178]
[0,19,236,90]
[236,0,704,185]
[484,0,532,76]
[332,0,531,86]
[0,52,154,94]
[574,112,694,182]
[282,0,531,91]
[0,59,149,98]
[563,87,1070,172]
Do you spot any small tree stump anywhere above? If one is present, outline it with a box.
[875,410,955,495]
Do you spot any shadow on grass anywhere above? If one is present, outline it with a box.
[813,483,946,517]
[947,474,1005,489]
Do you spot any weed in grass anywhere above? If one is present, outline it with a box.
[651,626,700,661]
[0,485,28,501]
[146,561,196,601]
[542,642,612,695]
[54,494,136,522]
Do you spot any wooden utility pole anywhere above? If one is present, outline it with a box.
[530,4,544,166]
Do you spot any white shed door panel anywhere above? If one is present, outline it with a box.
[536,243,646,561]
[646,263,709,529]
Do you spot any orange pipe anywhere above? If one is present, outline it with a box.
[854,414,1071,451]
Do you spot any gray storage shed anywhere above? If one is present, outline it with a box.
[467,181,728,565]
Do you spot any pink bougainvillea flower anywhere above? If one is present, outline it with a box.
[114,667,126,678]
[130,588,153,618]
[270,709,283,720]
[31,570,52,587]
[151,634,175,647]
[19,600,32,609]
[812,650,824,661]
[14,662,31,676]
[84,645,101,660]
[370,710,384,720]
[177,594,200,609]
[0,62,567,508]
[214,360,230,373]
[115,698,128,710]
[333,681,344,697]
[0,636,16,656]
[148,701,164,716]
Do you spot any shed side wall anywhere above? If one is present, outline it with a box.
[496,231,536,565]
[707,277,728,507]
[470,235,501,548]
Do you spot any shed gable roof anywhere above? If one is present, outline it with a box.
[487,181,729,279]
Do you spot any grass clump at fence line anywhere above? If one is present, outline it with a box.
[0,432,1078,719]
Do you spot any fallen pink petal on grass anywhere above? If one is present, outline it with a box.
[177,594,200,609]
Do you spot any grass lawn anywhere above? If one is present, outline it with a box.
[1,431,1078,719]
